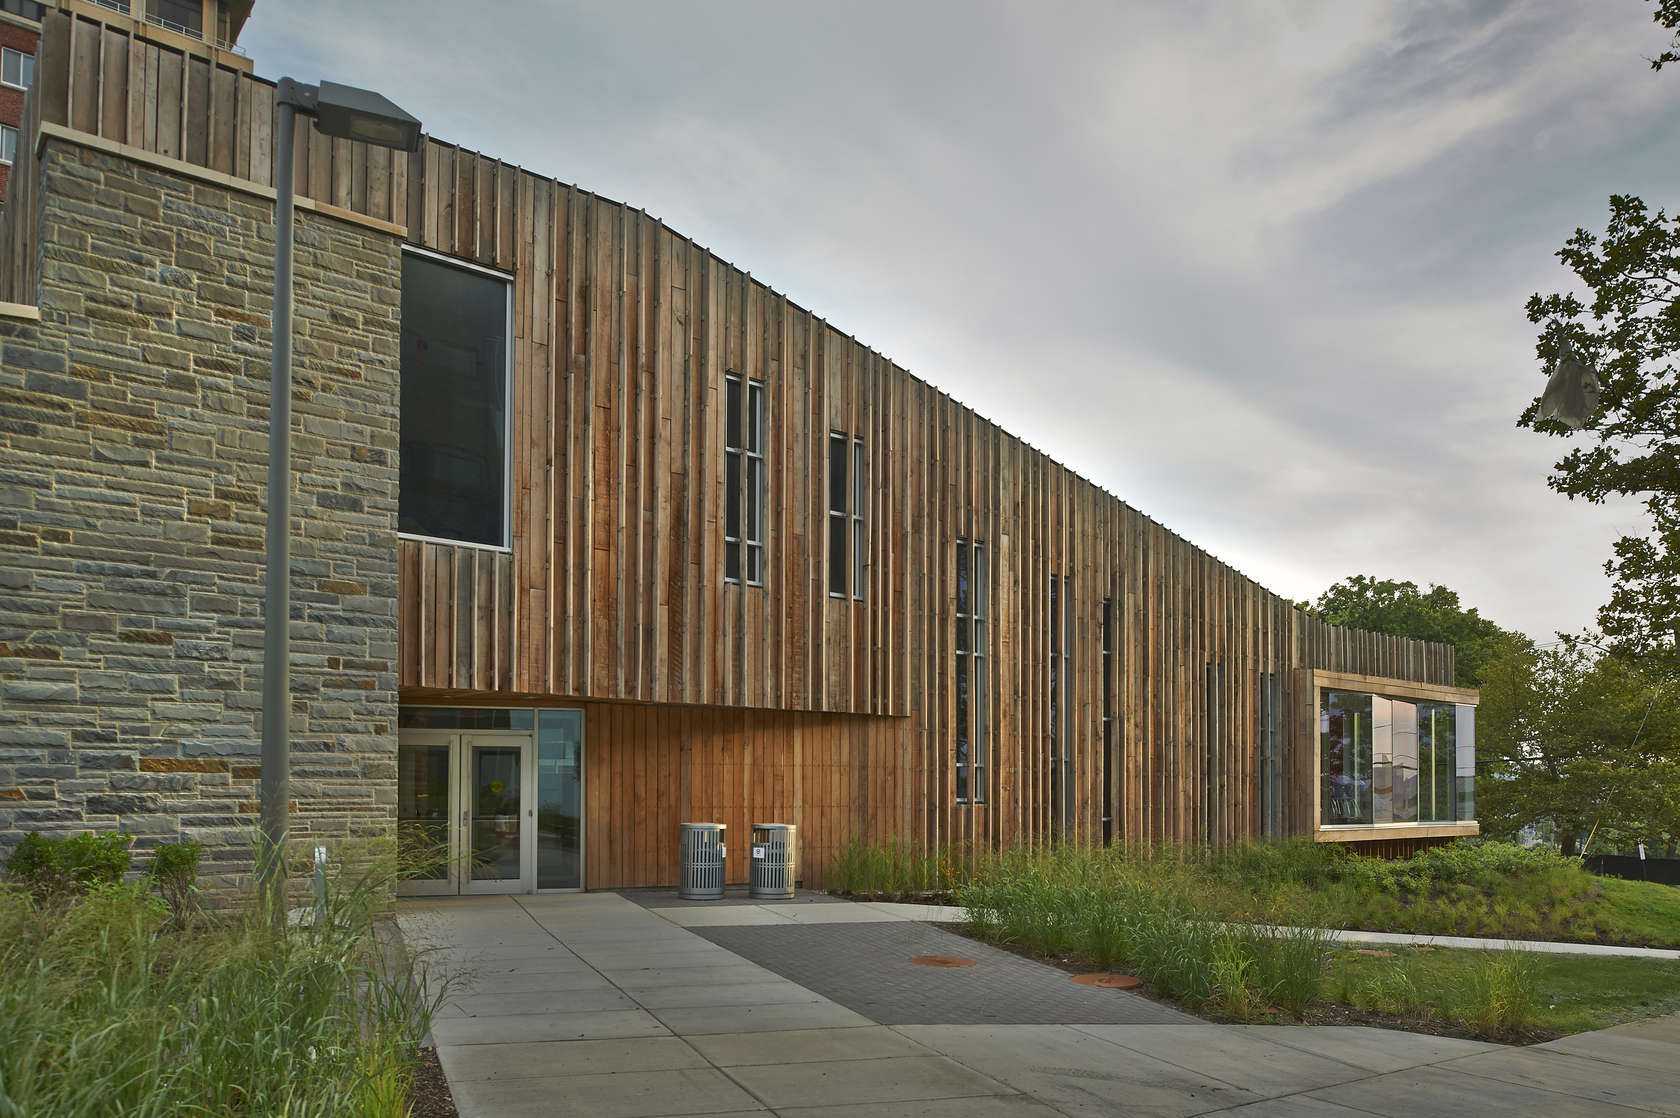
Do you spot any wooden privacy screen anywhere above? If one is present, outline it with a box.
[13,11,1457,855]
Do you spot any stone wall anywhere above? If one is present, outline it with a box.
[0,137,401,891]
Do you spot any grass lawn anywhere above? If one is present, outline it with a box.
[1324,943,1680,1037]
[1585,876,1680,948]
[829,835,1680,949]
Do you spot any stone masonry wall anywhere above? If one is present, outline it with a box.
[0,138,401,891]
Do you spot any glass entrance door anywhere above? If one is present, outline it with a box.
[397,734,455,896]
[461,734,532,894]
[396,729,534,896]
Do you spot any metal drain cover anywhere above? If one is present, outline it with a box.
[1071,973,1142,989]
[910,955,977,968]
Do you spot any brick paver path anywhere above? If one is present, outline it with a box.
[689,918,1193,1025]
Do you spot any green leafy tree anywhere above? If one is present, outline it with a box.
[1477,644,1680,856]
[1303,575,1518,687]
[1520,2,1680,666]
[1521,198,1680,665]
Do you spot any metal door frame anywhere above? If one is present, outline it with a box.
[397,730,459,896]
[458,732,535,896]
[397,729,535,896]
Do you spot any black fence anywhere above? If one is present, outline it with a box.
[1584,854,1680,887]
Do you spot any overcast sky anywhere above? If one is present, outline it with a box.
[244,1,1680,642]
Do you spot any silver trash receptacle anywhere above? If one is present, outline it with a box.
[679,822,727,900]
[749,823,797,900]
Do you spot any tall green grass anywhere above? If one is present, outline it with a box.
[0,840,443,1117]
[955,844,1332,1021]
[825,835,964,896]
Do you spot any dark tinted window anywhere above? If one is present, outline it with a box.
[150,0,202,35]
[400,253,509,547]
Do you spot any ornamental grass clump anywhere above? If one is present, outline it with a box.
[0,838,444,1118]
[956,842,1332,1020]
[825,835,959,897]
[1456,949,1541,1033]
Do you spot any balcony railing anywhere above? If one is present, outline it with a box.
[83,0,246,56]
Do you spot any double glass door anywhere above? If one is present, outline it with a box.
[398,732,534,895]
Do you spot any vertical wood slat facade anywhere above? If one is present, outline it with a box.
[6,12,1460,886]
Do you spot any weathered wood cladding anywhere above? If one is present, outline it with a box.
[12,14,1460,871]
[584,700,908,890]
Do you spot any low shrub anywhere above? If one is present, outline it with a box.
[146,840,203,925]
[3,832,133,899]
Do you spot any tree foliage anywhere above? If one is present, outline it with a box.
[1304,575,1517,687]
[1520,3,1680,665]
[1651,0,1680,71]
[1477,644,1680,856]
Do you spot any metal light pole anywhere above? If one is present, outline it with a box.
[258,78,421,918]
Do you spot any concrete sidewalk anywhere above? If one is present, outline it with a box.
[400,894,1680,1117]
[632,891,1680,961]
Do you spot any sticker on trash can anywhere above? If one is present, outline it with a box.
[752,845,766,859]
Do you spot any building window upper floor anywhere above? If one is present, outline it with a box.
[724,373,764,586]
[398,247,512,550]
[1,46,33,91]
[827,431,866,599]
[0,123,16,167]
[0,1,45,22]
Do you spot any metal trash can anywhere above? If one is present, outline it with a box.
[679,822,727,900]
[749,823,797,900]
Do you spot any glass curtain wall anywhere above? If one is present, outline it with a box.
[1321,689,1474,827]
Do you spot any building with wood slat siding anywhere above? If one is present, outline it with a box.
[0,9,1477,894]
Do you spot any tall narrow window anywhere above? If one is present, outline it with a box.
[399,249,511,548]
[956,540,988,803]
[828,431,865,599]
[1049,574,1072,834]
[851,437,866,600]
[1101,597,1114,843]
[724,375,764,585]
[1204,660,1224,843]
[0,124,16,167]
[1259,672,1283,838]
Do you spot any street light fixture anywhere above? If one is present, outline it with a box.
[260,78,421,916]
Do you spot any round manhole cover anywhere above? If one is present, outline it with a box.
[911,955,977,968]
[1071,973,1141,989]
